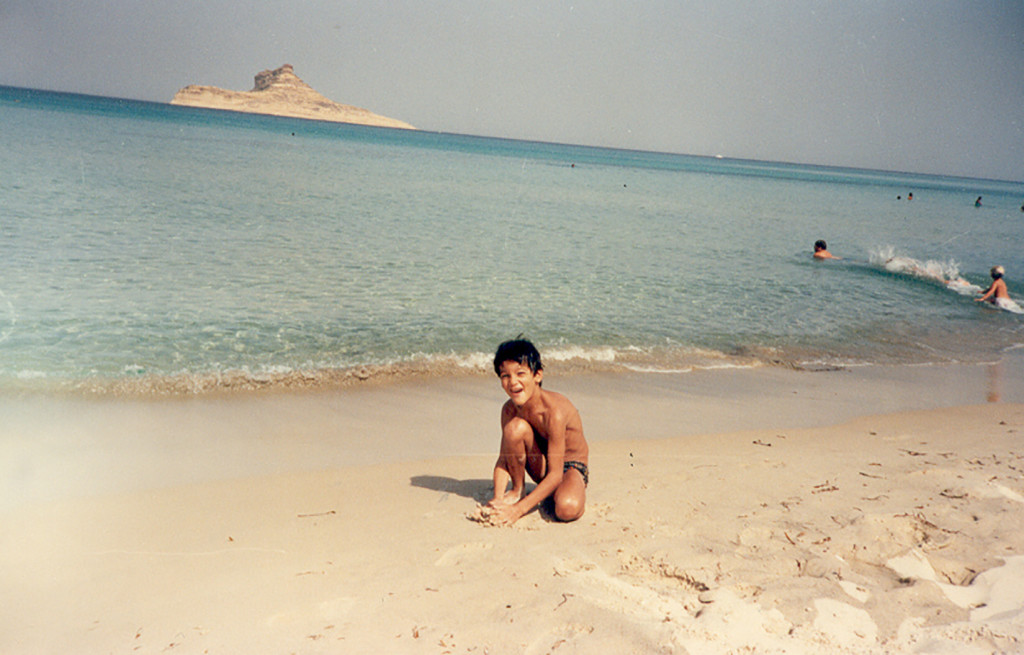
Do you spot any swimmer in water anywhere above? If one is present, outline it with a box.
[813,240,840,260]
[977,265,1012,308]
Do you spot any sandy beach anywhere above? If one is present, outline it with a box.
[3,363,1024,654]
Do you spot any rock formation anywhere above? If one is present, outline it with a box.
[170,64,415,130]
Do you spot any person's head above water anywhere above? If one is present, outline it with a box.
[814,240,828,252]
[992,265,1005,280]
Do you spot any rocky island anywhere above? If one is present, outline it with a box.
[170,64,415,130]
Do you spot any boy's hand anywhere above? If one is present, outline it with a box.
[485,502,523,526]
[469,501,522,526]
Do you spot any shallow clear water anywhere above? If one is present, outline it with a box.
[2,86,1023,392]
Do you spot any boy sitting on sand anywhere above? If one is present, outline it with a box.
[479,338,589,526]
[977,265,1012,308]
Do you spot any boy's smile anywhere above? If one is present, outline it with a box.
[498,360,543,407]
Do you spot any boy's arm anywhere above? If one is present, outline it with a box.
[489,402,517,503]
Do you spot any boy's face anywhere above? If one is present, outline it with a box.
[498,360,543,407]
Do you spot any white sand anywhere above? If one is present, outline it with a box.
[3,364,1024,653]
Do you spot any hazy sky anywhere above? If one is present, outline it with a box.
[2,1,1021,181]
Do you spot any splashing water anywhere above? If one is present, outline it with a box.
[869,246,1024,314]
[870,246,981,297]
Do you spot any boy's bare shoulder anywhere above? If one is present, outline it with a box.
[542,389,581,419]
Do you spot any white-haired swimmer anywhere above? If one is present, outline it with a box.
[977,265,1012,308]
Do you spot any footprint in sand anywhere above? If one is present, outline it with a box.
[434,542,493,567]
[524,623,595,655]
[813,598,878,642]
[267,597,354,627]
[988,482,1024,503]
[553,557,699,622]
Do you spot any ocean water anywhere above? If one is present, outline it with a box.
[2,85,1024,394]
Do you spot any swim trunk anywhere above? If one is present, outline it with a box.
[564,460,589,486]
[995,297,1023,313]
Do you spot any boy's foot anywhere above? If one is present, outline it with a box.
[487,489,522,507]
[501,489,523,504]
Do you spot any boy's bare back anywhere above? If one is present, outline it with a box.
[978,266,1011,304]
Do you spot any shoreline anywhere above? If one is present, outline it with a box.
[2,343,1020,397]
[5,324,1022,398]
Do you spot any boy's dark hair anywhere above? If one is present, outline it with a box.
[814,240,827,251]
[493,338,543,376]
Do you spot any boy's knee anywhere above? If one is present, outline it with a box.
[554,494,584,522]
[502,417,533,443]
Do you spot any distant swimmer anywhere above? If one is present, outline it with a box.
[884,255,933,280]
[975,196,983,207]
[813,240,840,260]
[907,192,914,201]
[977,265,1012,308]
[946,277,972,289]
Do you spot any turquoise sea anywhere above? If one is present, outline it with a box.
[2,85,1024,394]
